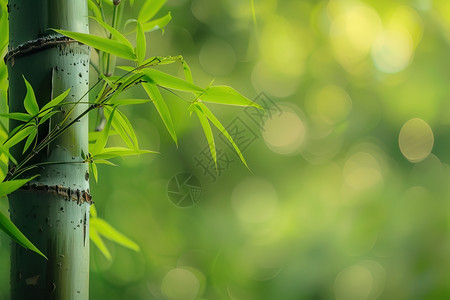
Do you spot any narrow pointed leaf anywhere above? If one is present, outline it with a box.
[136,21,146,64]
[104,106,135,149]
[0,144,18,165]
[201,86,262,108]
[0,176,37,197]
[0,212,47,259]
[181,59,193,83]
[115,109,139,149]
[142,69,203,93]
[138,0,166,23]
[92,107,115,155]
[197,102,248,167]
[90,204,98,218]
[22,127,37,154]
[90,17,133,49]
[142,82,177,144]
[142,12,172,33]
[87,0,102,22]
[93,159,118,166]
[23,76,39,115]
[90,227,111,260]
[91,218,140,251]
[0,113,32,122]
[39,111,60,125]
[52,29,136,60]
[193,104,216,167]
[93,147,155,160]
[4,126,35,148]
[90,162,98,183]
[41,88,71,112]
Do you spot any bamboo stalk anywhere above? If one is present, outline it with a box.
[7,0,91,299]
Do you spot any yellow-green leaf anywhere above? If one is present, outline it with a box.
[52,29,136,61]
[138,0,166,23]
[4,125,35,149]
[92,107,116,155]
[142,68,203,93]
[0,176,37,197]
[193,104,216,167]
[91,218,140,251]
[201,86,262,108]
[0,211,47,259]
[87,0,102,22]
[90,227,111,260]
[22,127,37,154]
[142,82,178,145]
[136,21,146,65]
[197,102,248,168]
[90,17,133,50]
[41,88,71,113]
[92,147,156,160]
[23,76,39,115]
[0,113,32,122]
[142,12,172,33]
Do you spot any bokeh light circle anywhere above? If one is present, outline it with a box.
[334,264,373,300]
[231,178,278,223]
[199,38,236,76]
[161,268,200,300]
[399,118,434,163]
[307,85,352,125]
[262,105,306,155]
[343,152,383,190]
[371,27,413,73]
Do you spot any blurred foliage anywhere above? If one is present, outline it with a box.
[2,0,450,299]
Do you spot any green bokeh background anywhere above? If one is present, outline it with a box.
[1,0,450,299]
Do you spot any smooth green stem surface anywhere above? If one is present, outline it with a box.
[7,0,91,299]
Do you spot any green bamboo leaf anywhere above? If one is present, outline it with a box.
[23,76,39,115]
[40,88,71,113]
[138,0,166,23]
[88,130,118,143]
[92,107,116,155]
[0,211,47,259]
[52,29,136,61]
[142,69,203,93]
[22,127,37,154]
[108,98,151,106]
[201,86,262,108]
[90,17,133,49]
[196,102,248,168]
[115,109,139,149]
[4,126,35,149]
[142,12,172,33]
[90,204,98,218]
[181,59,193,83]
[0,144,17,166]
[39,111,60,125]
[90,227,111,260]
[193,104,216,167]
[136,21,146,65]
[93,159,117,166]
[90,162,98,183]
[87,0,102,22]
[142,82,178,145]
[92,147,156,160]
[104,106,135,149]
[100,74,118,89]
[0,176,37,197]
[91,218,140,251]
[0,113,32,122]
